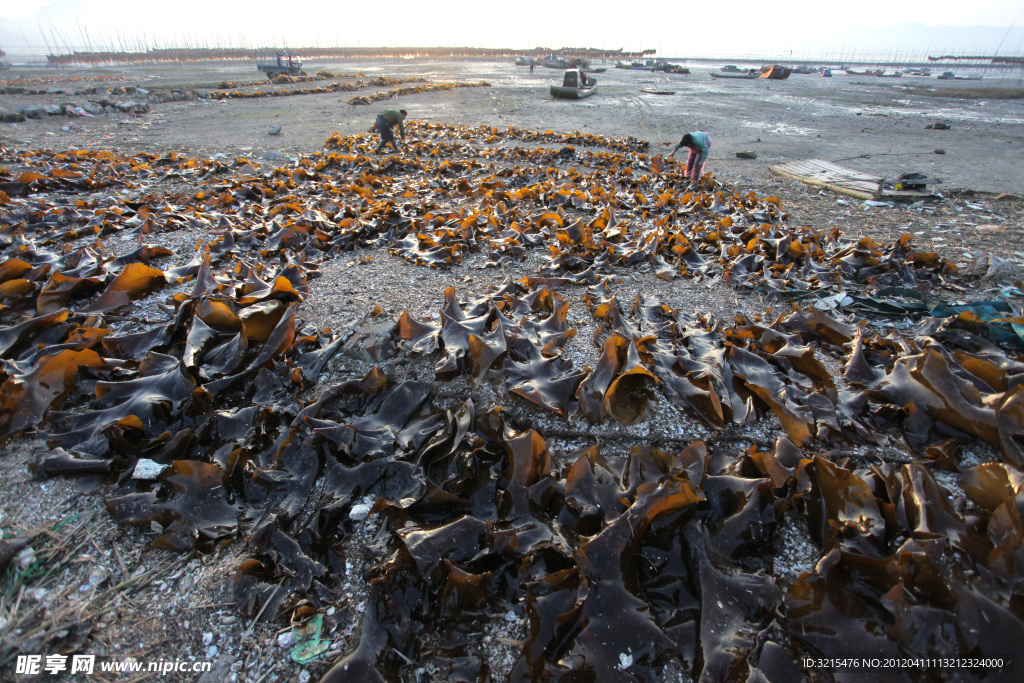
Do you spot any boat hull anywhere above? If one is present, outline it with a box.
[710,71,757,79]
[550,85,597,99]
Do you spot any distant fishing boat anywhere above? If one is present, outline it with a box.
[651,61,690,74]
[792,65,817,74]
[845,68,885,76]
[541,55,589,69]
[935,71,980,80]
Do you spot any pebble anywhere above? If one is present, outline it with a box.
[15,547,36,569]
[349,503,372,520]
[132,458,164,480]
[278,632,296,648]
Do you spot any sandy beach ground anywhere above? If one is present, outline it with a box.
[1,58,1024,683]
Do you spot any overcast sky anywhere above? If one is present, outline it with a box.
[3,0,1023,58]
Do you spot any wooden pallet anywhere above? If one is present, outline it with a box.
[768,158,938,201]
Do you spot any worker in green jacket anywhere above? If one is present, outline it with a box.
[374,109,407,152]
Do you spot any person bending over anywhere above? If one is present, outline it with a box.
[670,131,711,184]
[374,109,407,153]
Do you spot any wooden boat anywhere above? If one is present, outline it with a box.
[792,65,817,74]
[821,69,832,77]
[586,68,607,73]
[551,69,597,99]
[639,87,675,95]
[845,69,885,76]
[721,65,742,72]
[710,70,758,79]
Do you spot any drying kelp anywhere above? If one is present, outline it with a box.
[347,81,492,106]
[206,76,429,101]
[1,121,1023,681]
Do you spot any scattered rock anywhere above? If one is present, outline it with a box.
[349,503,372,520]
[268,126,282,136]
[927,122,951,130]
[934,149,946,154]
[116,101,150,114]
[0,106,25,123]
[17,104,45,119]
[735,151,758,159]
[133,458,165,480]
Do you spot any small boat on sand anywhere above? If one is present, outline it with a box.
[551,68,597,99]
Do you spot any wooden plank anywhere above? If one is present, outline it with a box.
[770,159,885,199]
[768,164,875,200]
[771,160,939,201]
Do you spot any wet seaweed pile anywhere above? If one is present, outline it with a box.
[1,123,1023,681]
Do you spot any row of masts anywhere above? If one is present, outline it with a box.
[12,20,1024,69]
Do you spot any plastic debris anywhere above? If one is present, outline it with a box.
[288,614,330,664]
